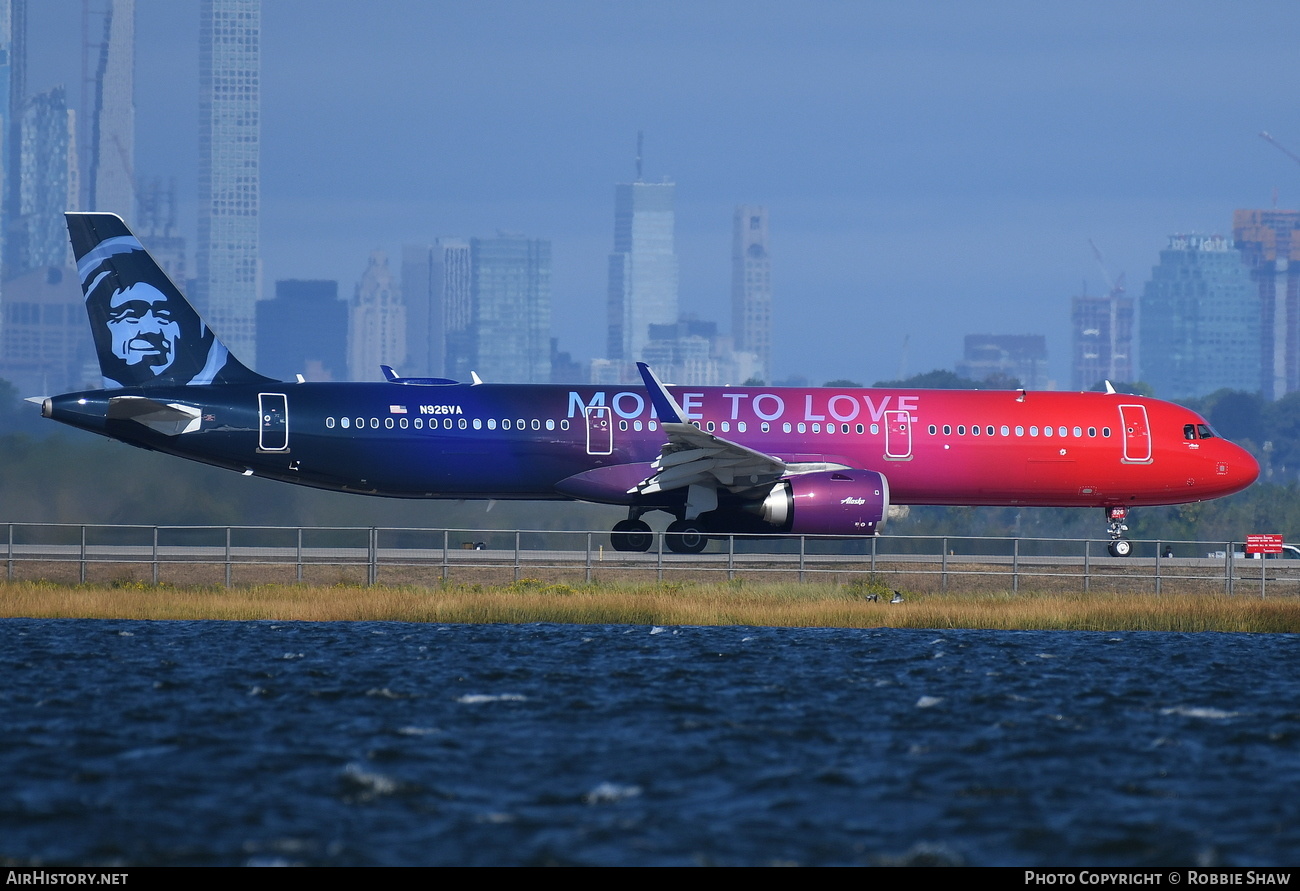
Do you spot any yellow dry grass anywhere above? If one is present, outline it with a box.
[1,577,1299,632]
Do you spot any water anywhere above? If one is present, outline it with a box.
[1,620,1298,866]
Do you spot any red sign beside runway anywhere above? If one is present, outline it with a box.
[1246,534,1285,554]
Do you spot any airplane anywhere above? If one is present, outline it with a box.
[36,212,1259,557]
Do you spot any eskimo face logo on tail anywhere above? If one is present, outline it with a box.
[77,236,225,389]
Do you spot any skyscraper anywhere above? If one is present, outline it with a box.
[607,179,677,362]
[731,205,771,382]
[86,0,134,218]
[12,87,77,273]
[259,279,346,382]
[348,251,404,382]
[471,235,551,383]
[0,0,15,282]
[402,239,471,378]
[1139,234,1260,400]
[196,0,260,366]
[1070,286,1133,390]
[1233,209,1300,400]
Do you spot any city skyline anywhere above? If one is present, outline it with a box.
[18,1,1300,387]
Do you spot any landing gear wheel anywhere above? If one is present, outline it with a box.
[1107,539,1132,557]
[610,519,653,552]
[664,520,708,554]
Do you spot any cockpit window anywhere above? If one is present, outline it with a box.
[1197,424,1215,440]
[1184,423,1217,441]
[1184,424,1197,440]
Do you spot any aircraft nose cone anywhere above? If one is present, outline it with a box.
[1223,444,1260,494]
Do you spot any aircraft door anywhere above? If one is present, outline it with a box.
[259,393,289,452]
[1118,404,1151,464]
[586,405,612,456]
[884,410,913,460]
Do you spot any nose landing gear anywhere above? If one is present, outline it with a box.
[1105,506,1131,557]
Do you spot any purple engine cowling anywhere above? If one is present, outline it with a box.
[758,469,890,536]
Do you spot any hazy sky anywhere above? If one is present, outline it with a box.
[26,1,1300,386]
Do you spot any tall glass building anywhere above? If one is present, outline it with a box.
[1233,209,1300,400]
[15,86,76,271]
[87,0,134,219]
[471,235,551,383]
[607,180,677,362]
[1139,234,1260,399]
[196,0,260,366]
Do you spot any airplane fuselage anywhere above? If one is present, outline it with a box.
[45,380,1258,510]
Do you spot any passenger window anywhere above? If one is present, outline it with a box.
[987,426,995,436]
[870,424,880,435]
[762,422,771,433]
[1015,426,1024,436]
[972,425,981,436]
[414,418,422,429]
[385,418,394,429]
[561,420,571,430]
[459,418,468,429]
[620,420,628,431]
[1000,425,1009,436]
[958,425,966,435]
[547,419,555,430]
[327,417,336,429]
[487,419,496,430]
[531,419,540,430]
[1102,427,1110,437]
[471,419,480,430]
[783,423,792,433]
[841,424,849,434]
[1058,426,1067,437]
[1029,426,1038,436]
[503,419,511,430]
[943,425,952,435]
[929,425,937,435]
[1088,427,1096,437]
[1072,426,1082,437]
[341,417,349,429]
[797,423,807,434]
[739,422,748,433]
[856,424,864,434]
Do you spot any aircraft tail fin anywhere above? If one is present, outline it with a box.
[65,212,273,389]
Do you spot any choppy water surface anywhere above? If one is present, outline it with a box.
[1,620,1298,866]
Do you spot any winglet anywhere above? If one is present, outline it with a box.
[381,365,399,382]
[637,362,685,424]
[1104,380,1117,395]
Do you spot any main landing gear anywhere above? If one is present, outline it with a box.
[608,512,710,555]
[610,516,653,552]
[1105,506,1132,557]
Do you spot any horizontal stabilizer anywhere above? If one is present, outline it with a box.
[107,396,202,436]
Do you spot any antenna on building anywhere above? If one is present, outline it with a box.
[636,131,643,182]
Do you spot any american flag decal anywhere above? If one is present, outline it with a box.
[389,405,408,414]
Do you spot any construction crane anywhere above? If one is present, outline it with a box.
[1261,131,1300,169]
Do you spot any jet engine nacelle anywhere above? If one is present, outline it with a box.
[757,468,890,536]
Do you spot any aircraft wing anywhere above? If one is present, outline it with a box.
[632,363,787,497]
